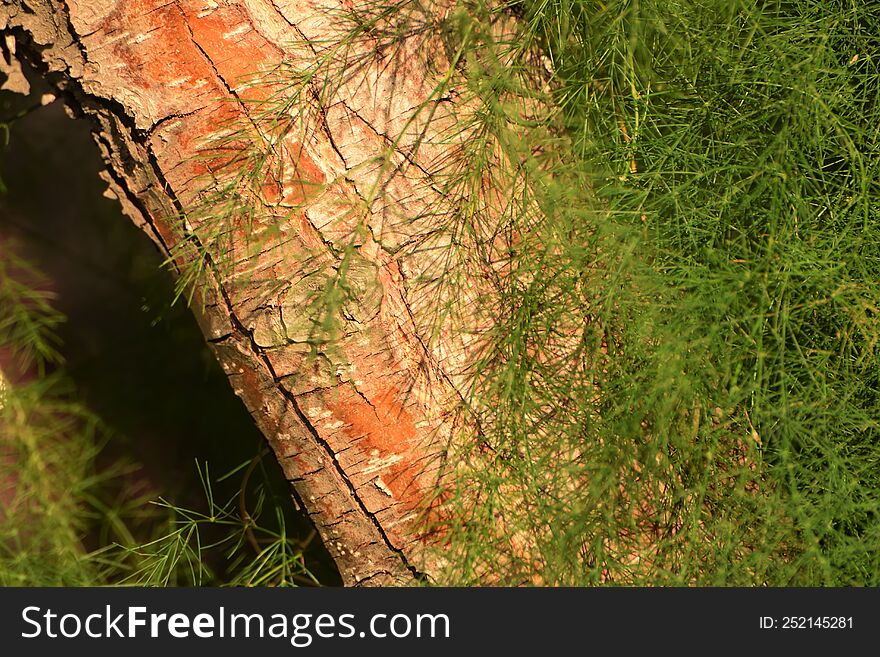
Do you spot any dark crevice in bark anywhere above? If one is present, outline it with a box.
[144,107,204,140]
[179,14,243,105]
[227,307,427,583]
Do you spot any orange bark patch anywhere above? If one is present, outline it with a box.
[292,212,329,251]
[75,1,225,125]
[261,140,326,208]
[151,101,245,194]
[69,1,284,130]
[180,3,282,102]
[322,384,425,510]
[280,139,326,207]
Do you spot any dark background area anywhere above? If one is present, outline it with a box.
[0,60,339,584]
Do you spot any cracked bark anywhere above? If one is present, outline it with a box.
[0,0,488,585]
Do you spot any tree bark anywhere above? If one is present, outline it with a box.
[1,0,480,585]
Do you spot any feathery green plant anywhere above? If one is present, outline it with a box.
[0,241,319,586]
[0,249,64,373]
[0,375,107,586]
[0,375,319,586]
[0,245,113,585]
[119,457,321,587]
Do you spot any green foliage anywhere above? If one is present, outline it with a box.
[432,0,880,584]
[0,249,318,586]
[0,375,108,586]
[0,249,113,585]
[119,458,321,587]
[0,250,64,373]
[0,378,318,587]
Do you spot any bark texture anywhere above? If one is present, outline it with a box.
[1,0,478,585]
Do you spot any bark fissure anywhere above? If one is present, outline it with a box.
[223,297,425,581]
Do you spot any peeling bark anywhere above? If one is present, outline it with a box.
[0,0,492,585]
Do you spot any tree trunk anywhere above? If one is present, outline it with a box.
[2,0,481,586]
